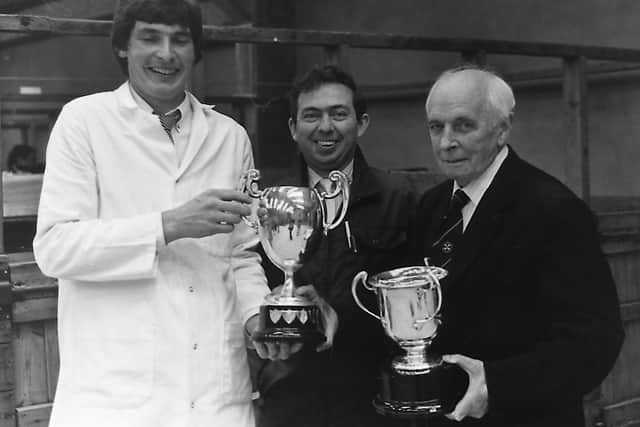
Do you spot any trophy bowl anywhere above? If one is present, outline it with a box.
[352,265,468,418]
[244,169,349,345]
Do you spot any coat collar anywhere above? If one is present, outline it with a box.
[114,82,215,179]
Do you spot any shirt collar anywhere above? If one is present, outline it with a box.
[128,82,191,124]
[454,145,509,207]
[308,159,354,189]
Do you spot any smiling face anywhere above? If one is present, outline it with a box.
[119,21,194,113]
[426,70,510,186]
[289,83,369,175]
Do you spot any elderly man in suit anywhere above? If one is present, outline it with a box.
[408,65,624,427]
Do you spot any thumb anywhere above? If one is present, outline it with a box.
[443,354,472,372]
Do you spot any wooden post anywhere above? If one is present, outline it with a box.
[0,255,14,427]
[234,42,260,163]
[461,49,487,66]
[0,97,4,253]
[562,56,590,203]
[324,44,350,70]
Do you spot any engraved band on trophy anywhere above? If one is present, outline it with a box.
[244,168,350,345]
[351,263,467,418]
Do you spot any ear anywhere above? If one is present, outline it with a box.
[117,49,128,59]
[356,113,370,138]
[496,115,512,148]
[288,117,297,141]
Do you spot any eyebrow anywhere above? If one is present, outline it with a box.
[135,28,191,37]
[300,105,350,112]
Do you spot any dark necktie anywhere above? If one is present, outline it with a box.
[157,109,182,142]
[315,178,341,222]
[429,189,470,268]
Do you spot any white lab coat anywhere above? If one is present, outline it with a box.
[33,83,268,427]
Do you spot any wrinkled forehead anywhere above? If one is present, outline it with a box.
[426,78,490,122]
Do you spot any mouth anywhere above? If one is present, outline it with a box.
[442,158,466,165]
[147,66,180,77]
[315,140,339,149]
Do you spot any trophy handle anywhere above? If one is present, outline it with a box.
[240,169,264,230]
[351,271,381,320]
[413,267,443,327]
[319,170,350,234]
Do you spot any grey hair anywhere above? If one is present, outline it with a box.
[426,65,516,123]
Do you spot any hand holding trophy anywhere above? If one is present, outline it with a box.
[351,261,468,418]
[243,168,350,346]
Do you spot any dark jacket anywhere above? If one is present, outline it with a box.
[254,147,416,427]
[408,147,624,427]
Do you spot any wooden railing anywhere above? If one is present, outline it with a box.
[1,13,640,427]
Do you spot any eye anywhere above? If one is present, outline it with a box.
[301,111,321,122]
[331,109,349,120]
[139,34,159,43]
[173,34,192,45]
[428,122,443,133]
[455,119,476,133]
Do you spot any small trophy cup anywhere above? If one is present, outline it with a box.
[351,264,467,418]
[244,168,350,345]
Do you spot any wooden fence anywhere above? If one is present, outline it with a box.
[0,12,639,427]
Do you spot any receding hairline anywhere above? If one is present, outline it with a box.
[425,68,515,122]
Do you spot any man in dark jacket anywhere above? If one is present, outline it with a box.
[408,65,624,427]
[253,65,415,427]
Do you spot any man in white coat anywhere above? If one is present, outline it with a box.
[33,1,295,426]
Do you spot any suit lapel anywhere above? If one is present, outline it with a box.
[444,149,521,290]
[413,182,452,266]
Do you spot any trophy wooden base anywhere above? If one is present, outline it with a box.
[252,303,325,346]
[374,362,468,418]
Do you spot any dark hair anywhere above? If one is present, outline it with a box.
[8,145,36,172]
[288,65,367,122]
[111,0,203,75]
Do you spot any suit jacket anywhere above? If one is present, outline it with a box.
[408,147,624,427]
[254,147,414,427]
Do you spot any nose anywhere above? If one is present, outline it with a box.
[317,113,335,133]
[440,125,458,149]
[155,36,174,60]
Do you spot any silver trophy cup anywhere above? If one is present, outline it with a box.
[352,265,467,417]
[244,168,350,344]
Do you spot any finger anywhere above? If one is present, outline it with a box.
[213,189,253,204]
[443,354,471,372]
[253,341,270,359]
[214,211,245,225]
[294,285,319,301]
[215,200,252,217]
[290,342,303,355]
[273,341,291,360]
[445,387,474,422]
[316,338,331,352]
[443,354,483,381]
[264,341,280,360]
[209,223,235,235]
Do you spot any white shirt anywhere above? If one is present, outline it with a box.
[454,145,509,231]
[34,82,268,427]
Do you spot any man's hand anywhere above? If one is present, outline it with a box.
[294,285,338,352]
[443,354,489,422]
[245,314,303,360]
[162,189,253,243]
